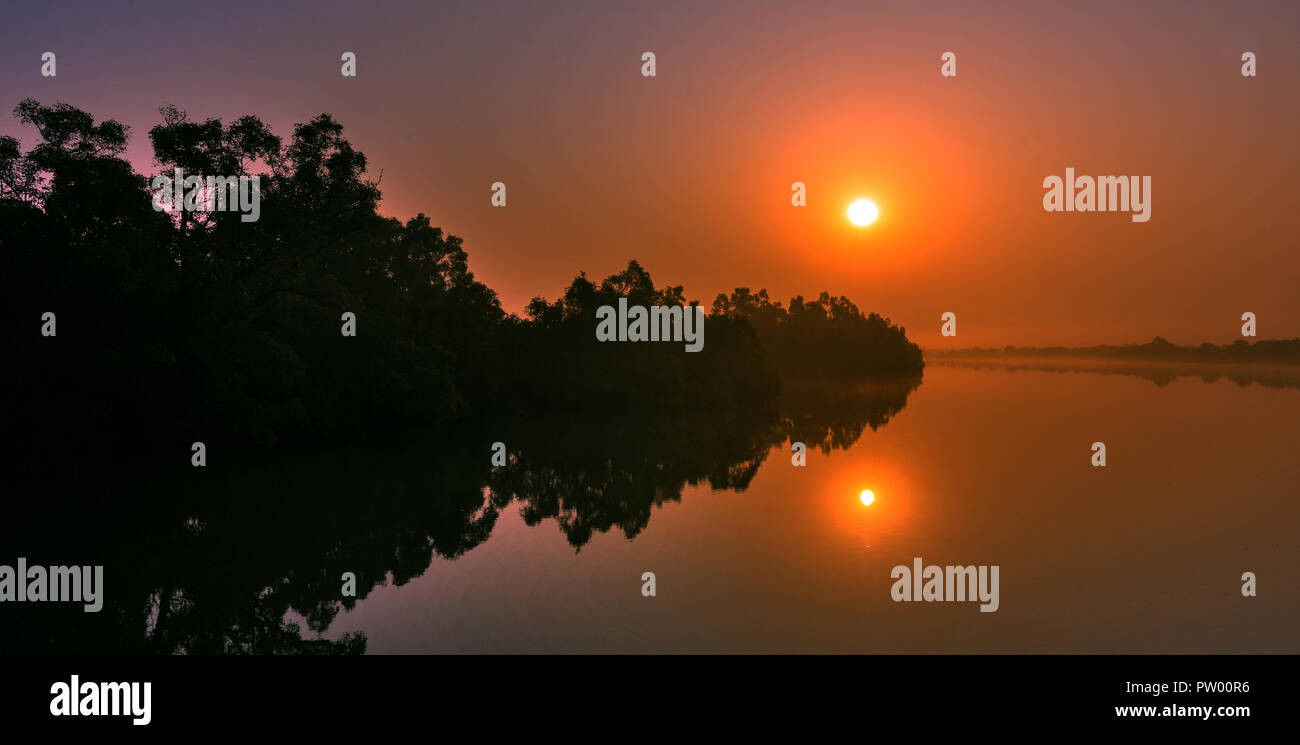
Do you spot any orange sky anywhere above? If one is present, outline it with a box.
[5,0,1298,347]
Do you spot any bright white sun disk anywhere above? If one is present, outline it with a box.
[848,199,879,226]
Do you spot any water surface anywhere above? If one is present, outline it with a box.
[321,362,1299,652]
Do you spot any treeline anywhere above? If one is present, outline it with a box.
[929,336,1300,363]
[0,100,921,470]
[503,259,785,413]
[710,287,924,378]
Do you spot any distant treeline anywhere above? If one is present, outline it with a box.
[0,100,921,469]
[928,336,1300,364]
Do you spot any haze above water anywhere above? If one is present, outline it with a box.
[325,362,1299,652]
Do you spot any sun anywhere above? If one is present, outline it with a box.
[848,199,879,227]
[859,489,875,506]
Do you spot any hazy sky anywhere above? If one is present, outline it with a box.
[3,0,1297,347]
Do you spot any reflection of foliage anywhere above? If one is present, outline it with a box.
[0,433,499,654]
[0,100,927,653]
[487,378,921,550]
[780,376,921,453]
[147,586,367,655]
[486,407,781,549]
[0,369,922,652]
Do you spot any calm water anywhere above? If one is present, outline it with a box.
[317,362,1300,653]
[6,361,1295,653]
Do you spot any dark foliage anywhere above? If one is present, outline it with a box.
[2,100,922,473]
[0,101,925,652]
